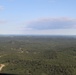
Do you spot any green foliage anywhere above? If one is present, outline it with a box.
[0,36,76,75]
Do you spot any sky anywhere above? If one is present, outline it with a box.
[0,0,76,35]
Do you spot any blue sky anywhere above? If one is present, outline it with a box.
[0,0,76,35]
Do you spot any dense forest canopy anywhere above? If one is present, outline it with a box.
[0,35,76,75]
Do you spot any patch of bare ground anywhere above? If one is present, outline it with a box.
[0,64,5,72]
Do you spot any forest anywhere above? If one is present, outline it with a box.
[0,35,76,75]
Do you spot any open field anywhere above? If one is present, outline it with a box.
[0,35,76,75]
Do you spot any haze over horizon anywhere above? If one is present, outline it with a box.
[0,0,76,35]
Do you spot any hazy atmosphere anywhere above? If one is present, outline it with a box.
[1,1,76,75]
[0,0,76,35]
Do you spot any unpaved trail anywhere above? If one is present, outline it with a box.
[0,64,5,72]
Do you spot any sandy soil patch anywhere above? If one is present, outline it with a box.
[0,64,5,72]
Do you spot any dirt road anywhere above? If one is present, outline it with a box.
[0,64,5,72]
